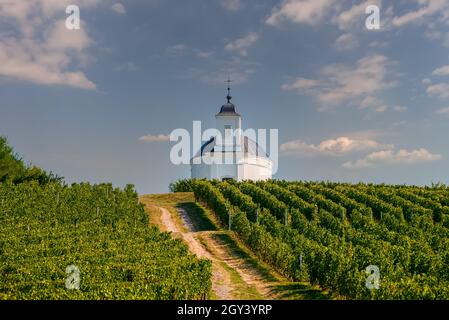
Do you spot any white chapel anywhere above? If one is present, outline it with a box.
[190,85,273,181]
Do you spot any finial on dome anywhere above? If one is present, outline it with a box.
[225,76,232,103]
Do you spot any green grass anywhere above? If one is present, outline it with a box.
[272,283,329,300]
[140,193,194,232]
[212,232,279,282]
[219,260,264,300]
[197,234,265,300]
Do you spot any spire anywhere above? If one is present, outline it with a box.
[217,74,240,116]
[225,76,232,103]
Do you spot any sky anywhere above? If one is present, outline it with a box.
[1,0,449,194]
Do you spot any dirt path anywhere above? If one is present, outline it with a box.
[158,207,233,299]
[201,232,278,298]
[159,206,178,233]
[140,193,328,300]
[157,206,278,300]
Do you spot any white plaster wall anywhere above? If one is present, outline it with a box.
[191,154,238,180]
[214,163,237,180]
[191,159,210,179]
[215,115,242,152]
[191,154,272,181]
[240,157,273,181]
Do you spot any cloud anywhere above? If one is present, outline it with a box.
[369,41,390,48]
[435,107,449,115]
[391,1,449,46]
[283,135,441,169]
[343,148,442,168]
[335,0,381,31]
[334,33,359,51]
[281,77,318,91]
[219,0,241,11]
[424,66,449,99]
[138,134,170,142]
[426,82,449,99]
[165,44,212,59]
[266,0,388,31]
[199,66,255,85]
[0,0,98,90]
[392,105,408,112]
[392,0,448,27]
[425,28,449,47]
[318,54,396,104]
[266,0,336,26]
[165,44,189,56]
[281,136,391,156]
[282,54,397,110]
[360,96,381,108]
[359,96,390,112]
[185,56,259,85]
[111,3,126,15]
[373,105,388,113]
[224,33,259,56]
[432,65,449,76]
[196,50,213,59]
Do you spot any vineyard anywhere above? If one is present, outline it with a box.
[0,181,211,299]
[171,179,449,299]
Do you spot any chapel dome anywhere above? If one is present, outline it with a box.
[216,95,240,116]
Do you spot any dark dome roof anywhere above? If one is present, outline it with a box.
[216,92,241,116]
[217,102,240,116]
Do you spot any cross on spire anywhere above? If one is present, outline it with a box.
[225,76,232,103]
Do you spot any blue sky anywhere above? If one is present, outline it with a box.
[1,0,449,193]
